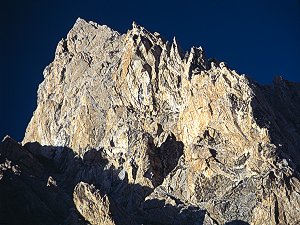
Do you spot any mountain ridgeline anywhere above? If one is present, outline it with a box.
[1,18,300,225]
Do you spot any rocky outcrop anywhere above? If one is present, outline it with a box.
[1,18,300,224]
[74,182,115,225]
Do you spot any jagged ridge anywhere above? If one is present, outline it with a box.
[1,18,300,225]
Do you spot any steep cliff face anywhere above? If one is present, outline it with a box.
[1,18,300,225]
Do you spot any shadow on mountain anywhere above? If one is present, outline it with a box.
[0,137,205,225]
[225,220,250,225]
[249,78,300,173]
[148,132,184,187]
[140,198,206,225]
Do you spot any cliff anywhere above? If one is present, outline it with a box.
[1,18,300,225]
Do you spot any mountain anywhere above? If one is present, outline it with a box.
[1,18,300,225]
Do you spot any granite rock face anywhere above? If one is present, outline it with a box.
[1,18,300,225]
[73,182,116,225]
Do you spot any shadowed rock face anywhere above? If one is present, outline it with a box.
[1,18,300,225]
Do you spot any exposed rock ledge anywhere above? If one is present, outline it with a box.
[1,18,300,225]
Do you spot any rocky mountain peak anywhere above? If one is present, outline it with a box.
[1,19,300,225]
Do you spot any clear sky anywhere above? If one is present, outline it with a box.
[1,0,300,141]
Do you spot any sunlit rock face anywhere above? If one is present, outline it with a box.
[1,18,300,225]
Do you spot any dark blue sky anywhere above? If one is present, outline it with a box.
[1,0,300,141]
